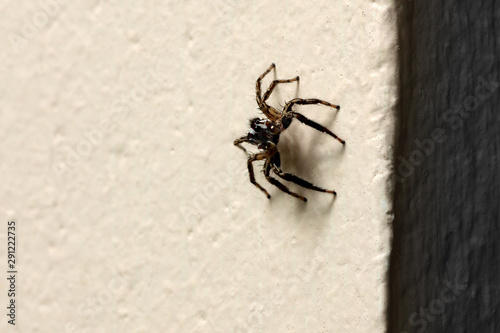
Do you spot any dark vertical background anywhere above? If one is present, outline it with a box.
[389,1,500,332]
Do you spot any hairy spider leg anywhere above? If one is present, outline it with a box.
[234,136,250,153]
[270,152,336,196]
[256,63,275,105]
[255,63,281,121]
[284,98,340,112]
[282,98,344,143]
[275,171,336,196]
[292,112,345,144]
[247,152,271,198]
[263,156,308,202]
[262,77,300,102]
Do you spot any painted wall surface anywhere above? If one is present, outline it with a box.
[390,1,500,332]
[0,1,396,332]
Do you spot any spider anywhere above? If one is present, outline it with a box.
[234,63,345,202]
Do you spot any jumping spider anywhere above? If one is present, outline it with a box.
[234,63,345,202]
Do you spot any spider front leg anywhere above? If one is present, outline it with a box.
[256,63,275,108]
[247,152,271,198]
[264,155,307,202]
[262,77,300,102]
[284,98,340,112]
[255,64,282,121]
[234,136,250,153]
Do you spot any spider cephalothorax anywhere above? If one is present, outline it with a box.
[234,63,345,202]
[247,118,281,149]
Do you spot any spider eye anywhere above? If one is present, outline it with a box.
[250,118,260,129]
[250,118,267,131]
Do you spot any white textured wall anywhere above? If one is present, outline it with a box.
[0,1,397,332]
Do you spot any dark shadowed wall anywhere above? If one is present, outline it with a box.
[390,1,500,332]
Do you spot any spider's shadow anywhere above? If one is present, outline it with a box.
[263,68,345,215]
[276,105,345,213]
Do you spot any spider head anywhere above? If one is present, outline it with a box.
[247,118,281,148]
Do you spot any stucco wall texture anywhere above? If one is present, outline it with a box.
[0,1,397,332]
